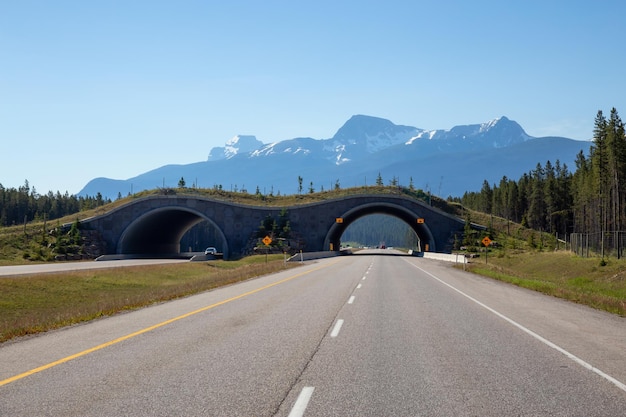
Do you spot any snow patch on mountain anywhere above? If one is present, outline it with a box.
[406,116,532,148]
[208,135,264,160]
[331,115,421,153]
[324,115,422,165]
[250,137,319,158]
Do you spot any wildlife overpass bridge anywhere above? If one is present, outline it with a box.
[81,193,468,260]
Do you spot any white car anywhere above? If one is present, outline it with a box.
[204,247,217,255]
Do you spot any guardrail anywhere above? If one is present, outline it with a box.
[417,251,468,264]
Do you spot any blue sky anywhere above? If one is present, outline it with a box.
[2,1,624,195]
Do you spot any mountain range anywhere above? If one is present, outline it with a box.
[79,115,591,200]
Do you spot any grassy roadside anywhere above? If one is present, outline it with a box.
[0,255,296,344]
[2,188,624,344]
[464,251,626,316]
[2,250,625,346]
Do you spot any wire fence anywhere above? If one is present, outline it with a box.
[570,231,626,259]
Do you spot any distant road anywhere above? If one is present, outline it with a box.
[1,255,625,416]
[0,258,188,277]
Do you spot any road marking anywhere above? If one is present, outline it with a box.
[362,275,366,280]
[406,260,626,394]
[288,386,315,417]
[0,260,341,388]
[330,319,344,337]
[348,295,355,304]
[356,283,362,289]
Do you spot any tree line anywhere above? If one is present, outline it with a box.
[455,108,626,237]
[0,181,111,227]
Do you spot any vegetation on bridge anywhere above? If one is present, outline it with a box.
[0,185,450,263]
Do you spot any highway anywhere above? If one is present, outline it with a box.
[1,251,625,416]
[0,258,189,277]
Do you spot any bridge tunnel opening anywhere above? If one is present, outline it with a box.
[179,220,224,254]
[340,214,420,251]
[325,202,436,253]
[117,207,228,258]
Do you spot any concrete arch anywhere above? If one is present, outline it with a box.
[324,202,436,252]
[82,193,469,260]
[117,206,229,258]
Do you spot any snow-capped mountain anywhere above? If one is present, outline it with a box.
[208,135,265,161]
[78,115,589,199]
[208,115,529,165]
[407,116,531,148]
[326,115,421,161]
[215,115,421,164]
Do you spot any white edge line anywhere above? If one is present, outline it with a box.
[288,386,315,417]
[406,260,626,393]
[330,319,344,337]
[348,295,355,304]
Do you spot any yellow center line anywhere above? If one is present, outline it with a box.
[0,259,341,387]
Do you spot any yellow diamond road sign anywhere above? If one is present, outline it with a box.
[262,236,272,246]
[482,236,492,247]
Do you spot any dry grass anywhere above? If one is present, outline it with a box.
[465,251,626,316]
[0,255,296,344]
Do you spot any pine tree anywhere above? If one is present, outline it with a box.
[572,150,591,233]
[591,110,609,233]
[527,163,546,230]
[606,108,626,232]
[479,180,493,213]
[544,160,557,232]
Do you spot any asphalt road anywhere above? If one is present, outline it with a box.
[1,252,625,416]
[0,258,189,277]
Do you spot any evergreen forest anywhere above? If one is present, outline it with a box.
[455,108,625,239]
[0,181,111,227]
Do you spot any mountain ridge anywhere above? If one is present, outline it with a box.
[78,115,590,199]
